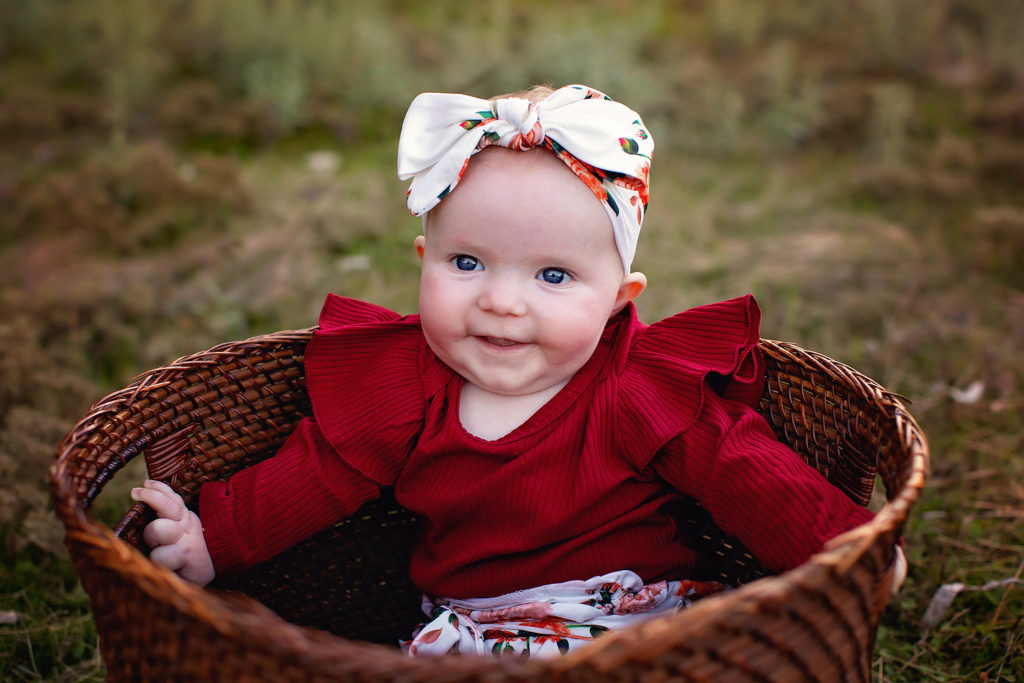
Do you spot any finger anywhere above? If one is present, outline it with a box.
[146,480,189,521]
[130,487,181,520]
[149,544,186,573]
[131,483,185,521]
[144,479,178,498]
[143,518,183,548]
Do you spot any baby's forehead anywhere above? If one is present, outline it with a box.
[425,147,618,255]
[429,147,606,224]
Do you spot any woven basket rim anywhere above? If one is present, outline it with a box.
[50,329,929,674]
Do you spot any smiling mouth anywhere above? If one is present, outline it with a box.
[481,336,522,347]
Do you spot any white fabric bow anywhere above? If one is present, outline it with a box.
[397,84,653,270]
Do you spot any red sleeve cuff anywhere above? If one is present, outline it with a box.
[198,481,248,577]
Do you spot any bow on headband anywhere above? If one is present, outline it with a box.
[397,84,654,271]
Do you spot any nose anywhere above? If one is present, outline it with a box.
[478,274,528,317]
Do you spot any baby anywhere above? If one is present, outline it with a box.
[132,84,895,658]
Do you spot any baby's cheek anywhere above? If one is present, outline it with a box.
[547,314,606,358]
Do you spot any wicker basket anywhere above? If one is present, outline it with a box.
[51,329,927,682]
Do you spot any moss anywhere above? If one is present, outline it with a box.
[6,141,249,253]
[1,1,1023,679]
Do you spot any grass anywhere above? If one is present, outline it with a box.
[1,0,1023,680]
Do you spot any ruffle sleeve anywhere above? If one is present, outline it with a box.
[617,295,764,470]
[304,294,426,485]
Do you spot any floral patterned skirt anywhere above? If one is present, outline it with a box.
[403,570,728,659]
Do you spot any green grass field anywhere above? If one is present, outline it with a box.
[2,1,1022,680]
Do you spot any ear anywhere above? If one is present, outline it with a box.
[612,271,647,313]
[414,234,426,260]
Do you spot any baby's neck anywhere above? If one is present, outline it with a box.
[459,379,569,441]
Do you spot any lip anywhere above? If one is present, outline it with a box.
[475,335,528,350]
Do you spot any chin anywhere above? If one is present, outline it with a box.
[471,375,538,396]
[478,382,530,396]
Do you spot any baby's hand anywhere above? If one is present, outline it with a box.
[131,479,215,586]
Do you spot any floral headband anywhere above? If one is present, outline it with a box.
[397,84,654,271]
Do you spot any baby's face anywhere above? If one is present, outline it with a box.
[416,147,638,398]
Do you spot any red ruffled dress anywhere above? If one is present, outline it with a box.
[198,294,873,600]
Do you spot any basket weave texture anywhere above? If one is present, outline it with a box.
[51,329,927,682]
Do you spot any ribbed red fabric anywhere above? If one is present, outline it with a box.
[199,418,380,576]
[199,295,874,598]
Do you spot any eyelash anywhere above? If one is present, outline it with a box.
[452,255,482,271]
[538,268,571,285]
[449,256,573,284]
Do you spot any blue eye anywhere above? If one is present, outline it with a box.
[453,255,482,271]
[539,268,570,285]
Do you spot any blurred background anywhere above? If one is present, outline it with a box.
[1,1,1022,679]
